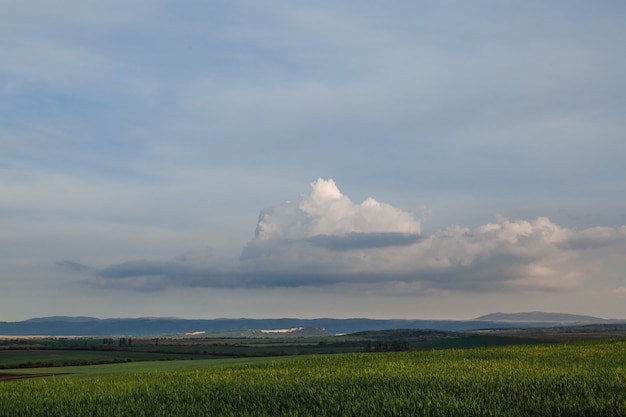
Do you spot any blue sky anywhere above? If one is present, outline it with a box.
[1,1,625,321]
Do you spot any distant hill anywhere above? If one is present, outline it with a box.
[197,327,334,338]
[0,317,493,336]
[474,312,608,323]
[24,316,100,323]
[1,313,623,336]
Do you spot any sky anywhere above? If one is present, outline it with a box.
[1,1,625,321]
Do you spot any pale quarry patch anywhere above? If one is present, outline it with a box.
[260,327,305,334]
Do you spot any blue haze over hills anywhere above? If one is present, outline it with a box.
[1,313,624,336]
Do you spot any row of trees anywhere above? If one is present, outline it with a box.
[102,338,132,346]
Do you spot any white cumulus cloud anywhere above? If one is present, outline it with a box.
[238,180,626,293]
[83,179,626,295]
[253,178,421,240]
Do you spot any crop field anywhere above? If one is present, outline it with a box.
[0,335,367,368]
[1,339,625,416]
[0,349,217,369]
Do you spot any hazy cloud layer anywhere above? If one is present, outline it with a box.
[88,179,626,294]
[3,2,626,320]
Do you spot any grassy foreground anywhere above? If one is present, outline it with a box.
[1,339,625,416]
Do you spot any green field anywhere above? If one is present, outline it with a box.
[1,356,295,378]
[1,339,625,416]
[1,329,595,371]
[0,349,217,369]
[0,337,364,371]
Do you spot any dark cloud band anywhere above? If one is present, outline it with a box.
[306,232,422,251]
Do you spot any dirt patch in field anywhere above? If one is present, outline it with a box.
[0,373,68,381]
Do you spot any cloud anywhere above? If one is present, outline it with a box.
[253,178,421,240]
[306,233,422,251]
[84,179,626,294]
[56,260,92,271]
[560,226,626,251]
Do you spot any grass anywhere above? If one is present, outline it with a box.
[1,356,298,378]
[1,339,625,416]
[0,350,216,369]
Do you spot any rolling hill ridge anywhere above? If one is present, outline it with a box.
[1,312,624,336]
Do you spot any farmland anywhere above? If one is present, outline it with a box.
[4,324,625,371]
[1,339,625,416]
